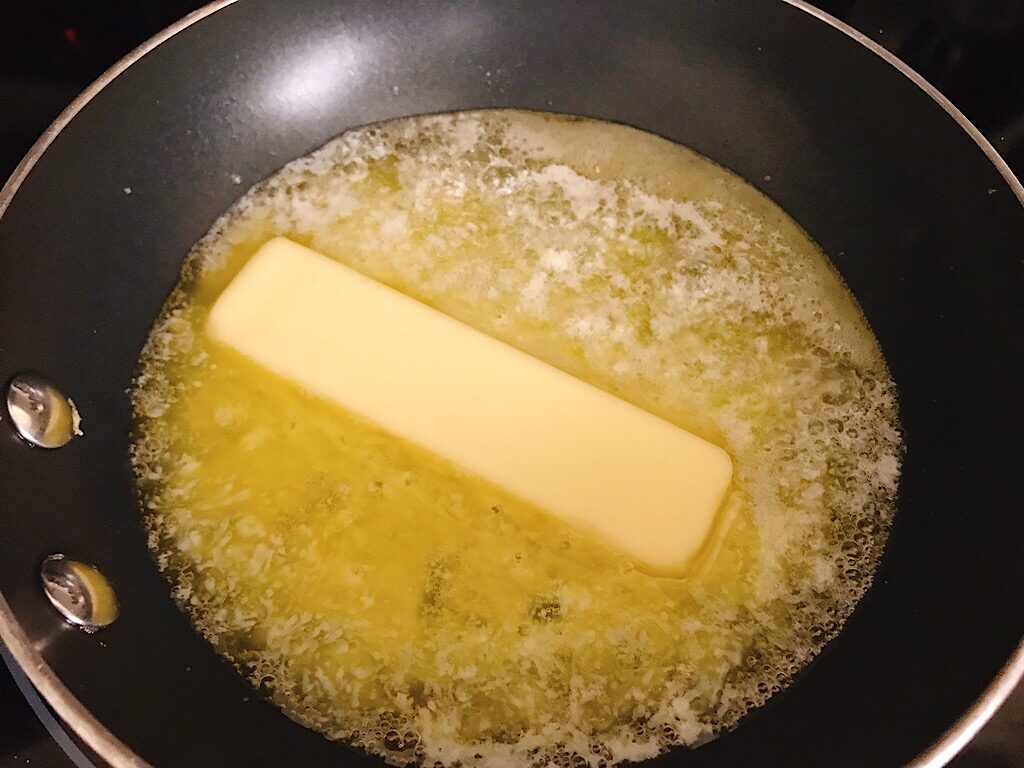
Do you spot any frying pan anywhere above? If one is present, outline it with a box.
[1,1,1022,767]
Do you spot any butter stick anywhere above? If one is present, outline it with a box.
[207,237,732,574]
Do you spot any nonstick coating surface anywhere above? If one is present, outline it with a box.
[0,2,1022,767]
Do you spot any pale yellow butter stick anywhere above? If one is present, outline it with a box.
[207,237,733,575]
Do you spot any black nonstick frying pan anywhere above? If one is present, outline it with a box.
[1,1,1022,767]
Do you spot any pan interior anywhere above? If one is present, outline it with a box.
[130,110,901,767]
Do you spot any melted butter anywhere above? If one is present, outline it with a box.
[131,111,901,767]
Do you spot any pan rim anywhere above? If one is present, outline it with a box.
[0,2,1021,767]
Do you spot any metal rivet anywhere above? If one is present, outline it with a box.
[5,374,81,448]
[40,555,119,632]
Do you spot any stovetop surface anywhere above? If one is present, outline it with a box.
[2,1,1022,766]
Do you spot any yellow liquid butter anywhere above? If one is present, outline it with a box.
[131,111,902,767]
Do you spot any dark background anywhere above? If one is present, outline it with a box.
[1,1,1022,766]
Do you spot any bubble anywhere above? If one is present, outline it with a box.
[530,596,562,622]
[840,540,860,555]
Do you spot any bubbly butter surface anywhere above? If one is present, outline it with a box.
[131,111,902,768]
[208,237,732,574]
